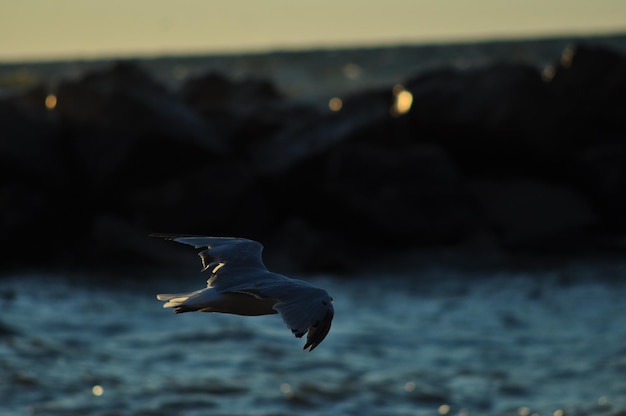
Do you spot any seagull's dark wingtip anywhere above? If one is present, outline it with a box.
[302,309,333,352]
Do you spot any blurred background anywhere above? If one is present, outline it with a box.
[1,2,626,415]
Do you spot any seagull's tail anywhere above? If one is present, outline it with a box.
[156,290,204,313]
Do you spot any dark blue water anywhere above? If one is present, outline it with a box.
[1,260,625,415]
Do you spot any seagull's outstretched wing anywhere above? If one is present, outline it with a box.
[271,286,334,351]
[153,234,268,288]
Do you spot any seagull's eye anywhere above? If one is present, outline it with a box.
[330,297,334,303]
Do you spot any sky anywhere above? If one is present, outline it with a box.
[1,0,625,62]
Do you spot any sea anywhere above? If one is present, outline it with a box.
[1,258,626,416]
[2,34,626,416]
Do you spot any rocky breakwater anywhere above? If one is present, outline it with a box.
[1,43,625,273]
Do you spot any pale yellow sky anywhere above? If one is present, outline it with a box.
[1,0,624,62]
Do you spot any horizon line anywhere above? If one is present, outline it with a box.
[1,28,625,65]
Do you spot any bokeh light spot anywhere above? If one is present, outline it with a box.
[92,385,104,396]
[45,94,57,110]
[390,84,412,116]
[328,97,343,112]
[342,63,362,79]
[542,65,556,82]
[560,44,575,68]
[280,382,293,399]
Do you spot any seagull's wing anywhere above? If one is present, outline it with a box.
[153,235,269,289]
[248,279,334,351]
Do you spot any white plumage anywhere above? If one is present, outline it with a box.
[155,235,334,351]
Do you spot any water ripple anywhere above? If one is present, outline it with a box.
[1,268,625,416]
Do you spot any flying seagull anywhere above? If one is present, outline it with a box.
[155,235,334,351]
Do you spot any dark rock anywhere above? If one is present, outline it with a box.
[546,43,626,147]
[182,72,283,113]
[0,98,76,267]
[468,179,597,250]
[405,63,553,177]
[0,96,65,183]
[574,141,626,229]
[124,160,263,236]
[56,61,221,149]
[40,62,227,209]
[87,215,182,268]
[0,63,230,270]
[324,142,474,245]
[248,88,395,174]
[181,72,304,152]
[2,43,626,273]
[545,44,626,242]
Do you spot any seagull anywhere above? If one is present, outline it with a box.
[155,235,334,351]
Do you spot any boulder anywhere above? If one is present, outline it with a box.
[469,179,597,250]
[0,98,74,268]
[546,43,626,148]
[575,141,626,226]
[181,72,308,152]
[405,63,554,177]
[324,142,473,244]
